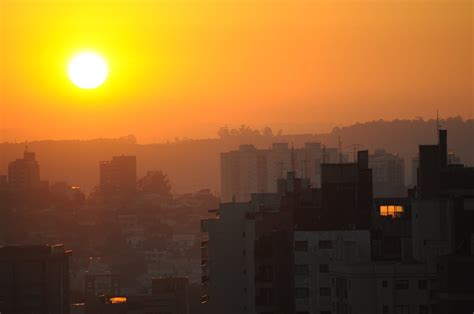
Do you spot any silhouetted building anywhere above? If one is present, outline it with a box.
[435,254,474,314]
[294,230,371,314]
[369,149,405,197]
[152,277,190,314]
[371,197,412,261]
[0,244,71,314]
[220,143,340,202]
[99,155,137,199]
[412,129,474,313]
[8,149,41,192]
[447,152,461,165]
[86,277,189,314]
[331,261,435,314]
[319,150,373,229]
[201,201,256,314]
[84,257,120,314]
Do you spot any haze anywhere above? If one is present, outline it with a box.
[1,0,472,143]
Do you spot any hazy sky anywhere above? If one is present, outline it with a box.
[1,0,472,143]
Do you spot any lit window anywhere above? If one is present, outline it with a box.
[379,205,404,218]
[109,296,127,304]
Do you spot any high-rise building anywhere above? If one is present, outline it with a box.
[294,230,371,314]
[220,142,340,202]
[320,150,373,230]
[0,244,71,314]
[369,149,405,197]
[8,149,41,192]
[202,153,374,314]
[99,155,137,198]
[152,277,190,314]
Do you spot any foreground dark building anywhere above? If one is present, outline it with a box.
[0,244,71,314]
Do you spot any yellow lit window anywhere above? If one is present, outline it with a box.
[379,205,404,218]
[109,297,127,304]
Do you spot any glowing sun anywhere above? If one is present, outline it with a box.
[68,52,108,89]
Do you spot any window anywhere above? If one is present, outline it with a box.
[319,240,332,249]
[379,205,404,218]
[418,280,428,290]
[319,264,329,273]
[394,305,410,314]
[295,288,309,298]
[320,287,331,296]
[395,280,409,290]
[295,264,309,276]
[382,280,388,288]
[295,240,308,252]
[419,305,428,314]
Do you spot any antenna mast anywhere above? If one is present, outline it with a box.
[346,144,365,163]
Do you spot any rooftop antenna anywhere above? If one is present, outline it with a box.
[436,109,442,143]
[346,144,364,163]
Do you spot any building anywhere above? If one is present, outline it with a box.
[201,201,257,314]
[84,257,121,314]
[369,149,405,197]
[86,277,190,314]
[294,230,371,314]
[319,150,373,230]
[203,150,374,314]
[220,142,340,202]
[99,155,137,198]
[331,261,435,314]
[0,244,72,314]
[371,197,413,262]
[152,277,190,314]
[435,254,474,314]
[411,129,474,313]
[8,149,41,192]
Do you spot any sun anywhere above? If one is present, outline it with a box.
[68,52,108,89]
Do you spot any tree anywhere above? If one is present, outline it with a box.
[137,171,172,198]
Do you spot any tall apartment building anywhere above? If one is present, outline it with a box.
[201,201,257,314]
[294,230,371,314]
[220,142,340,202]
[203,152,374,314]
[331,261,435,314]
[152,277,190,314]
[99,155,137,198]
[369,149,405,197]
[0,244,71,314]
[320,150,373,230]
[8,149,41,191]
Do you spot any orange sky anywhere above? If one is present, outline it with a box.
[1,0,472,143]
